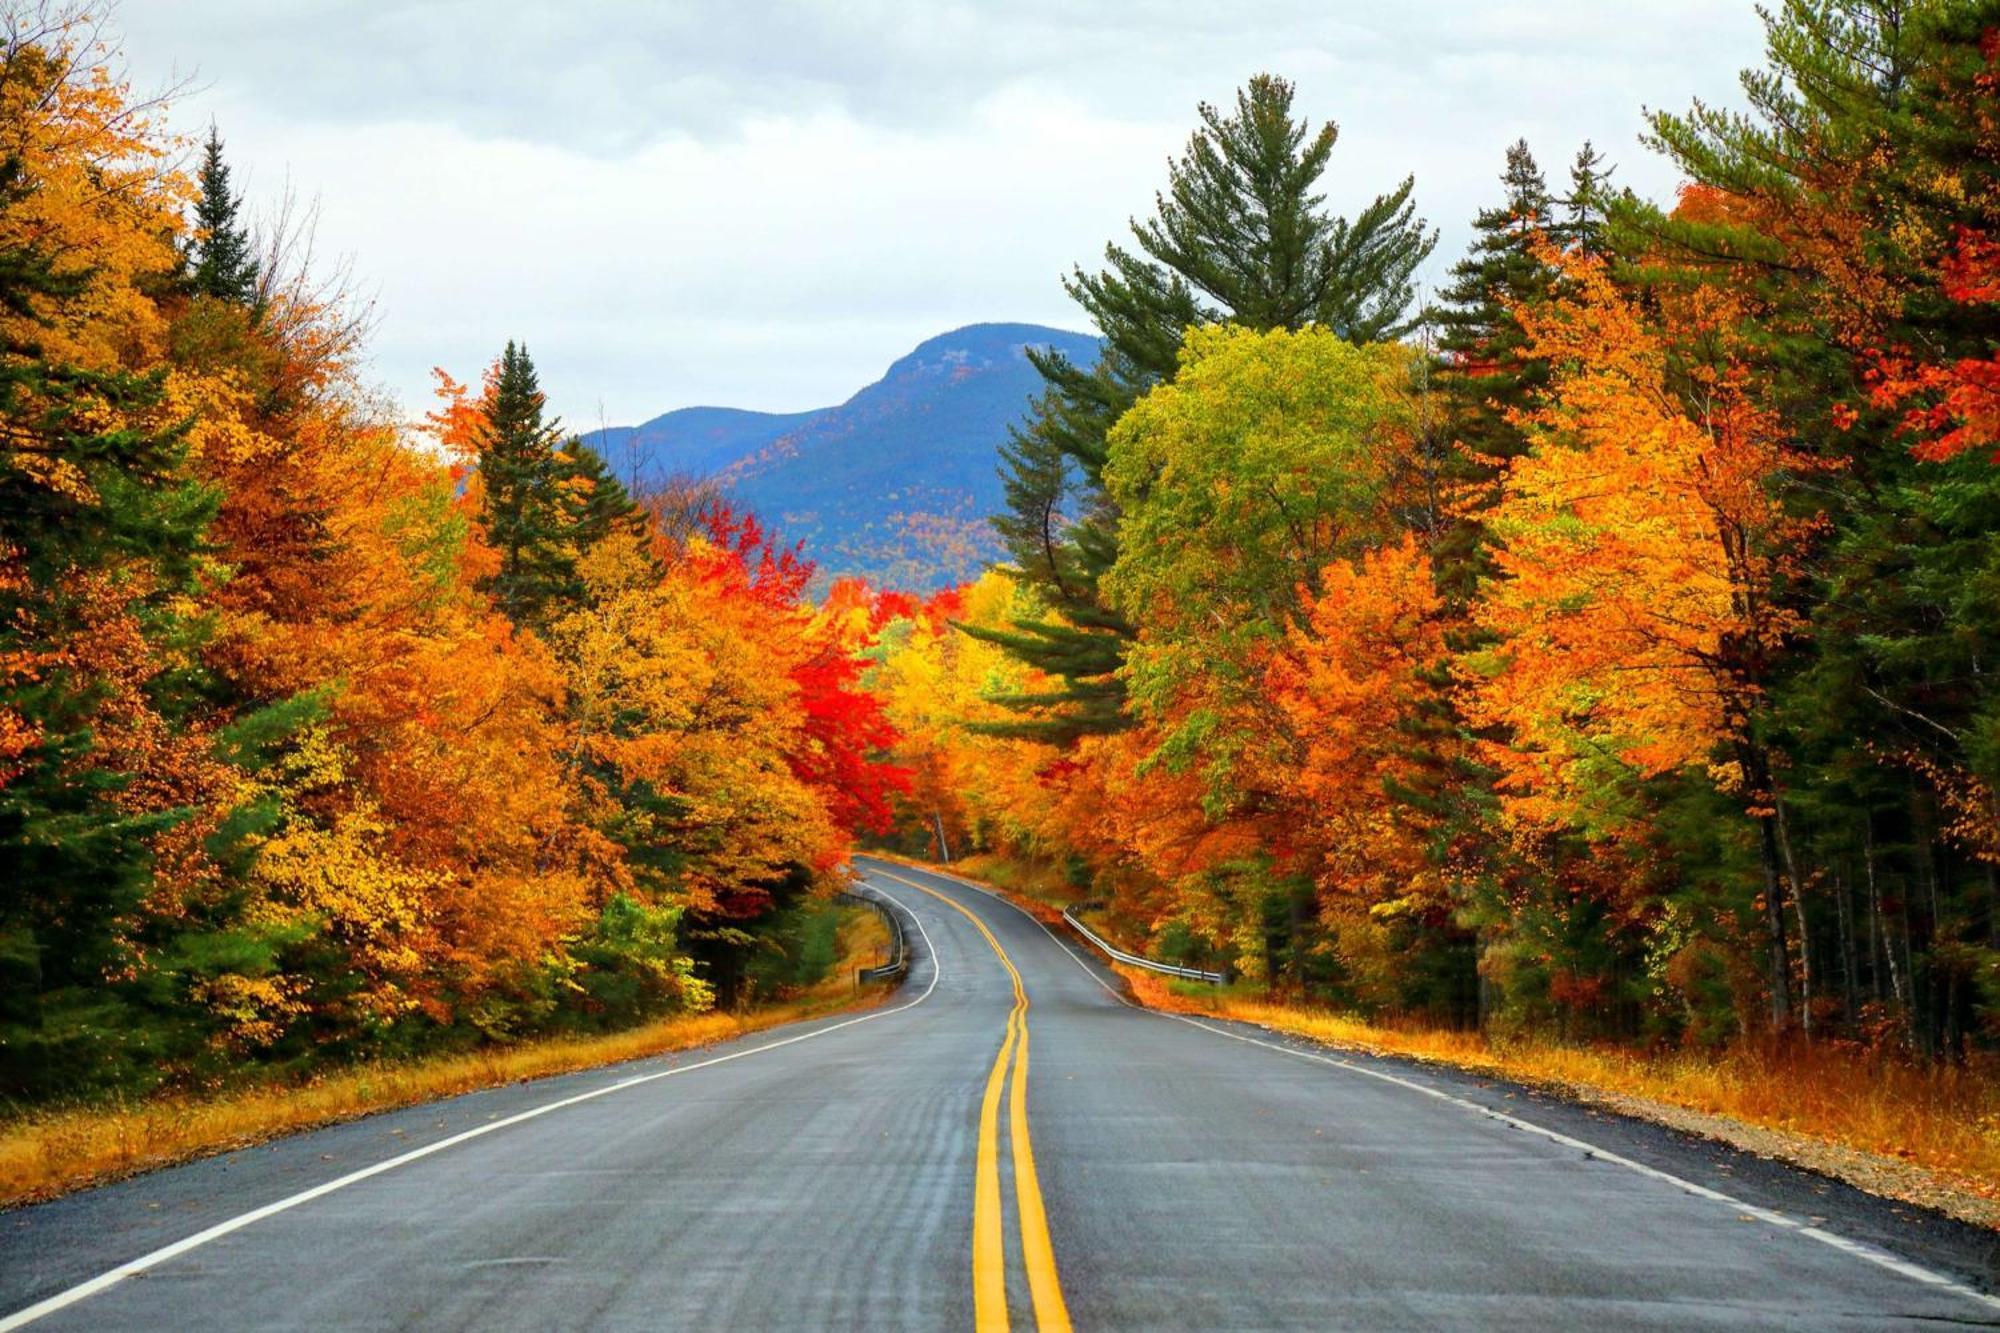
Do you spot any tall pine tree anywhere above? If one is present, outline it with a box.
[1430,140,1559,601]
[1429,139,1618,600]
[1558,141,1616,258]
[476,342,579,628]
[187,126,258,305]
[976,74,1437,742]
[562,439,649,561]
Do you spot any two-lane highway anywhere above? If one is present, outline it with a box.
[1,855,1995,1329]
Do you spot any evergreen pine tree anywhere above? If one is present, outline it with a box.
[1557,140,1615,258]
[562,439,649,557]
[187,126,258,305]
[1429,139,1561,601]
[976,74,1438,743]
[476,342,578,628]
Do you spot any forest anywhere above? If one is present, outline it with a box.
[2,0,1997,1116]
[871,0,2000,1067]
[0,5,910,1101]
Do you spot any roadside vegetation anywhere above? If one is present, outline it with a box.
[0,904,892,1206]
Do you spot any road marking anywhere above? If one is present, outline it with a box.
[975,1003,1021,1332]
[864,865,1072,1333]
[0,886,941,1333]
[1007,993,1070,1333]
[864,858,2000,1317]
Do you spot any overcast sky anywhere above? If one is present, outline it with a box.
[119,2,1769,429]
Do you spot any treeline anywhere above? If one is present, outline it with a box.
[0,10,905,1101]
[873,1,2000,1059]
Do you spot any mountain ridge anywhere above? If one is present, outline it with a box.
[586,321,1101,589]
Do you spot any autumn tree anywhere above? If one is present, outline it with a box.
[0,19,244,1091]
[1093,325,1419,984]
[1464,253,1813,1030]
[1621,0,2000,1053]
[1104,325,1412,775]
[0,8,920,1100]
[1265,537,1460,1008]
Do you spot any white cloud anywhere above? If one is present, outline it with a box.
[123,0,1768,425]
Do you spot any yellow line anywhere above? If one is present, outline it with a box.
[1009,1002,1072,1332]
[973,1001,1017,1332]
[866,866,1070,1332]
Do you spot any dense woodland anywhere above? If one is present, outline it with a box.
[0,6,909,1100]
[876,0,2000,1063]
[2,0,1997,1107]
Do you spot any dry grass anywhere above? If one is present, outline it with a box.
[1120,967,2000,1221]
[839,898,895,970]
[0,907,895,1208]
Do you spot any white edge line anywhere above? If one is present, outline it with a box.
[860,857,2000,1316]
[0,885,941,1332]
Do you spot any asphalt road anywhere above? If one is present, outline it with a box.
[3,854,1998,1330]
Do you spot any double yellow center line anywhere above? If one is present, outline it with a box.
[866,867,1071,1333]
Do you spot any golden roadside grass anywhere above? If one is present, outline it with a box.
[0,907,895,1208]
[1119,966,2000,1228]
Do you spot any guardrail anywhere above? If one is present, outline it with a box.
[837,888,910,985]
[1061,900,1228,985]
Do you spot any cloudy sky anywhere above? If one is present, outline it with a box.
[119,2,1769,429]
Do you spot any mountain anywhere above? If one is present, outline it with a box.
[587,322,1101,589]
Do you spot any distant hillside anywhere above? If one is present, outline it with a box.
[588,322,1101,589]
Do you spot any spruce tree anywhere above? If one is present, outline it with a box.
[477,342,578,628]
[1558,141,1615,258]
[562,440,649,556]
[976,74,1437,743]
[1429,140,1561,600]
[188,126,258,305]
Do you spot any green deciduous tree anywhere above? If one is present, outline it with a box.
[1103,323,1415,790]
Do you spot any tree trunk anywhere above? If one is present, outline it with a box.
[1775,802,1812,1036]
[1835,860,1858,1029]
[1758,812,1792,1032]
